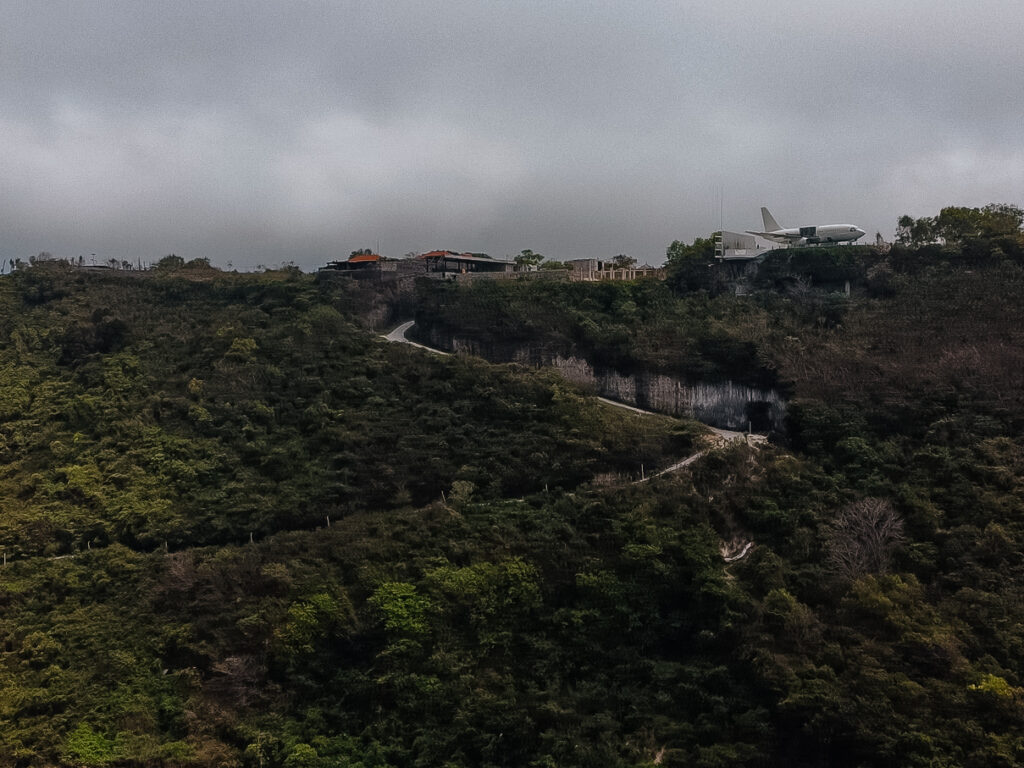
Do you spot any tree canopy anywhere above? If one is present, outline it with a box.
[513,249,544,269]
[897,203,1023,246]
[3,229,1024,766]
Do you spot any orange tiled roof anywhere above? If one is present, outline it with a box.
[348,253,381,263]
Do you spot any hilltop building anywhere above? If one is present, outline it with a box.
[323,252,384,271]
[320,250,518,283]
[418,251,515,277]
[566,259,665,281]
[322,250,667,284]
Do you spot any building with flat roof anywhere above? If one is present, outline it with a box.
[418,251,515,276]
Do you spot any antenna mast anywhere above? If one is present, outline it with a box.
[715,184,724,260]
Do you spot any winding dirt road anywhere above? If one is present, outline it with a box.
[385,321,763,445]
[383,320,449,355]
[384,320,761,563]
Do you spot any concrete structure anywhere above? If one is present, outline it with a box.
[715,231,768,261]
[566,259,665,281]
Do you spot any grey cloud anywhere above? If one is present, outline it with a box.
[1,1,1022,268]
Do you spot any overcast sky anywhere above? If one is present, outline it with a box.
[2,1,1022,269]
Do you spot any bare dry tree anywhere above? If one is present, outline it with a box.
[162,550,197,593]
[825,497,905,581]
[207,655,267,708]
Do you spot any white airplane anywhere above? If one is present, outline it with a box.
[747,207,866,246]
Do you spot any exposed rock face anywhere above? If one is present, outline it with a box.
[318,271,419,330]
[421,327,786,431]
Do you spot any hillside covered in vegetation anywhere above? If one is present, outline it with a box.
[2,220,1024,768]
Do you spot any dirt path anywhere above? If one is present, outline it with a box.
[594,396,652,415]
[598,397,766,446]
[640,450,708,480]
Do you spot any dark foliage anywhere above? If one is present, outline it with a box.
[3,239,1024,767]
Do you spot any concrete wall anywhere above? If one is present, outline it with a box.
[566,259,665,282]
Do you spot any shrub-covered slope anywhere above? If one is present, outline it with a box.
[0,266,683,557]
[2,251,1024,768]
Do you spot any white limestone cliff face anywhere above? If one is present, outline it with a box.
[420,327,785,431]
[545,355,785,431]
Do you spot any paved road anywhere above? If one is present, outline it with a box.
[384,322,765,444]
[383,320,450,355]
[597,396,763,444]
[595,396,652,415]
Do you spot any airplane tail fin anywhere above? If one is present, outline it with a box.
[761,207,782,232]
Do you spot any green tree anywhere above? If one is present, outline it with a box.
[935,206,986,244]
[666,235,716,264]
[369,582,435,639]
[895,214,936,246]
[514,249,544,270]
[155,254,184,270]
[62,723,118,766]
[276,592,356,657]
[899,203,1023,246]
[978,202,1024,236]
[666,235,717,292]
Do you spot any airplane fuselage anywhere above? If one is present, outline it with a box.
[760,224,866,245]
[747,208,866,246]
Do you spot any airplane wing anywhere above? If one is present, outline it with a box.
[747,230,802,242]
